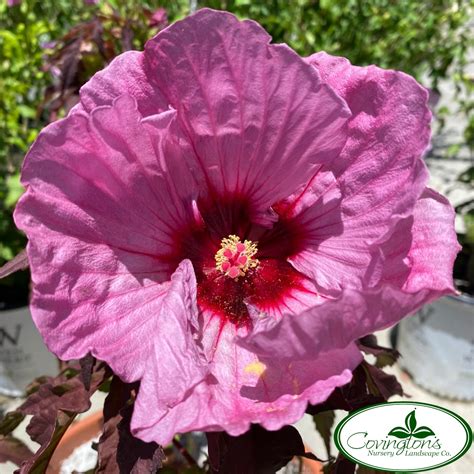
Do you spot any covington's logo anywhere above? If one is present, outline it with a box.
[335,402,472,471]
[347,409,442,457]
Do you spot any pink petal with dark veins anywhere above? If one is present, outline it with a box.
[145,9,351,226]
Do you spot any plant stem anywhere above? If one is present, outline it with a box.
[172,437,199,468]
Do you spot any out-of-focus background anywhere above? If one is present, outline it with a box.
[0,1,473,473]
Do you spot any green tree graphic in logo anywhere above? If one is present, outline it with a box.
[388,410,436,439]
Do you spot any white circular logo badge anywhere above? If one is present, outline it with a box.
[334,402,472,471]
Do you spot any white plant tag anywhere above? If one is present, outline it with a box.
[0,305,59,395]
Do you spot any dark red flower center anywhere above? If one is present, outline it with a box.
[176,197,312,327]
[198,258,310,327]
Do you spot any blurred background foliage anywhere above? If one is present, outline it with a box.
[0,0,473,272]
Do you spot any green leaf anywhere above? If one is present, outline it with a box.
[464,212,474,244]
[387,427,411,439]
[412,426,436,439]
[5,172,24,208]
[17,104,36,119]
[457,165,474,186]
[405,410,417,433]
[0,411,25,436]
[313,410,335,458]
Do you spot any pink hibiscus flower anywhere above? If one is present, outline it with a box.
[14,9,459,445]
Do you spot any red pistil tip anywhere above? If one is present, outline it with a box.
[215,235,259,279]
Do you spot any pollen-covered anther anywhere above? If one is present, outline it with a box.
[215,235,259,279]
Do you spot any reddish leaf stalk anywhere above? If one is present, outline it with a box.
[172,437,199,468]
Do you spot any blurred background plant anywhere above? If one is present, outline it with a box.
[0,0,190,299]
[0,0,473,291]
[206,0,474,152]
[453,164,474,294]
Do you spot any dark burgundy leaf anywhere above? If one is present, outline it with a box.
[121,23,133,51]
[94,22,108,60]
[206,432,222,472]
[358,334,400,368]
[364,363,404,400]
[307,364,386,416]
[206,431,253,473]
[0,250,28,279]
[25,376,55,397]
[16,413,75,474]
[14,359,110,473]
[80,354,96,391]
[307,360,404,474]
[97,376,130,473]
[87,360,112,393]
[97,377,165,474]
[307,387,352,414]
[324,453,356,474]
[20,359,108,445]
[254,425,307,472]
[207,424,309,473]
[0,436,33,466]
[59,44,81,92]
[21,377,90,445]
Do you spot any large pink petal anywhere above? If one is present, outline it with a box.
[21,255,208,397]
[372,187,460,292]
[132,316,360,445]
[134,261,208,407]
[13,95,203,365]
[239,283,454,362]
[242,190,458,361]
[77,51,168,116]
[15,95,199,281]
[145,9,351,225]
[89,259,209,390]
[290,52,431,292]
